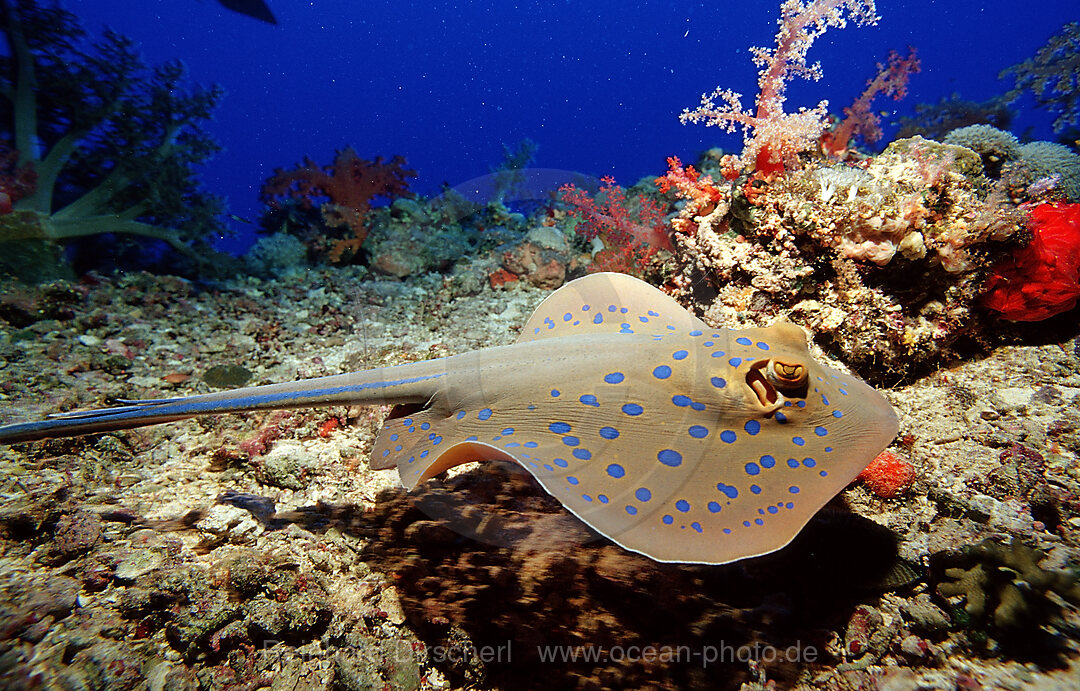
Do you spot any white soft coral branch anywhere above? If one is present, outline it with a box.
[681,0,879,174]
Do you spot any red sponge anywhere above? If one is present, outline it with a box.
[981,202,1080,321]
[857,450,915,498]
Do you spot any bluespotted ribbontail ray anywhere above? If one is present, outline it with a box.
[0,273,898,564]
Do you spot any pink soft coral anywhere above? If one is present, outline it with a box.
[821,47,921,158]
[981,202,1080,321]
[680,0,879,175]
[559,177,671,276]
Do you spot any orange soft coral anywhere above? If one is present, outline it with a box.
[981,202,1080,321]
[655,156,725,234]
[261,148,415,262]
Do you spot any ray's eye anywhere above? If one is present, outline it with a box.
[768,359,808,393]
[746,358,809,407]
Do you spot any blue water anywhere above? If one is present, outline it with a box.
[64,0,1077,250]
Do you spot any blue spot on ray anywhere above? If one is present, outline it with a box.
[604,372,625,384]
[622,403,643,416]
[599,426,619,439]
[716,483,739,499]
[653,365,672,379]
[658,449,682,467]
[606,464,626,478]
[635,487,652,502]
[478,409,492,420]
[580,395,599,407]
[549,421,571,434]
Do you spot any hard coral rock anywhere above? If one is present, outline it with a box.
[668,138,1024,382]
[932,537,1080,662]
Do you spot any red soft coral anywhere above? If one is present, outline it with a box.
[655,156,725,234]
[560,177,672,276]
[261,148,415,261]
[0,140,36,214]
[821,47,920,158]
[981,202,1080,321]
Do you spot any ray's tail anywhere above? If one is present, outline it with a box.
[0,363,448,444]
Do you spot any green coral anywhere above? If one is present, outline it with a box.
[0,0,226,281]
[933,538,1080,664]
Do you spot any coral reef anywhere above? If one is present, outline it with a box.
[821,47,921,159]
[666,0,1073,380]
[260,148,416,264]
[942,124,1021,178]
[559,176,671,277]
[0,139,35,214]
[856,450,915,498]
[661,136,1025,381]
[1017,141,1080,203]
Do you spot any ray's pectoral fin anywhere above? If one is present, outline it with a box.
[369,403,520,490]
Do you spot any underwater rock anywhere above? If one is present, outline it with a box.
[257,441,313,490]
[243,233,310,278]
[495,240,567,289]
[195,504,263,546]
[202,363,253,388]
[50,509,102,562]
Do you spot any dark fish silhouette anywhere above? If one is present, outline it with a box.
[218,0,276,24]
